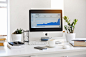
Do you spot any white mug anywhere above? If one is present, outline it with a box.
[48,39,56,48]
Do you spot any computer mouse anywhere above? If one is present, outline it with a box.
[63,45,70,49]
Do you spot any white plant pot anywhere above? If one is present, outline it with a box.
[12,34,23,42]
[66,33,75,43]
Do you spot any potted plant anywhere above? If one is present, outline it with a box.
[63,16,78,43]
[12,28,23,42]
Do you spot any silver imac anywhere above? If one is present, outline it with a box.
[29,9,63,41]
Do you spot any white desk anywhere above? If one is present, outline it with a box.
[0,42,86,57]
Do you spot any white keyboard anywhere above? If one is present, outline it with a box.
[29,41,47,45]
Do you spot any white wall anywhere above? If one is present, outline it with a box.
[51,0,64,31]
[8,0,51,41]
[64,0,86,38]
[51,0,64,9]
[0,8,7,35]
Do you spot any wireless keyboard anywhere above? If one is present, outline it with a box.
[29,41,47,45]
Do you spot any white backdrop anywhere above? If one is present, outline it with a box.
[64,0,86,38]
[8,0,51,41]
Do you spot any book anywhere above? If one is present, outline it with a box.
[0,38,6,46]
[0,41,4,46]
[0,43,4,46]
[72,38,86,41]
[0,38,6,41]
[0,41,4,43]
[71,38,86,47]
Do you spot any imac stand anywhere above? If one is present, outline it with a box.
[41,33,50,41]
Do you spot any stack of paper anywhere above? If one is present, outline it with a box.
[7,42,24,49]
[7,44,24,49]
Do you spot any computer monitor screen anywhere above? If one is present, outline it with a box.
[29,10,62,31]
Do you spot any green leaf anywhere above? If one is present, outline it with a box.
[73,26,75,28]
[63,16,78,33]
[13,28,23,34]
[64,25,67,30]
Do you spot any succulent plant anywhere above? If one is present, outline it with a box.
[63,16,78,33]
[13,28,23,34]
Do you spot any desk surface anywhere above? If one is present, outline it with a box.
[0,42,86,57]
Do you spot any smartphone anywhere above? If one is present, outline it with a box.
[34,47,47,50]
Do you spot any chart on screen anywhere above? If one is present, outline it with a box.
[31,13,61,28]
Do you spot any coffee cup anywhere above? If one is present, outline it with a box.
[47,39,56,48]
